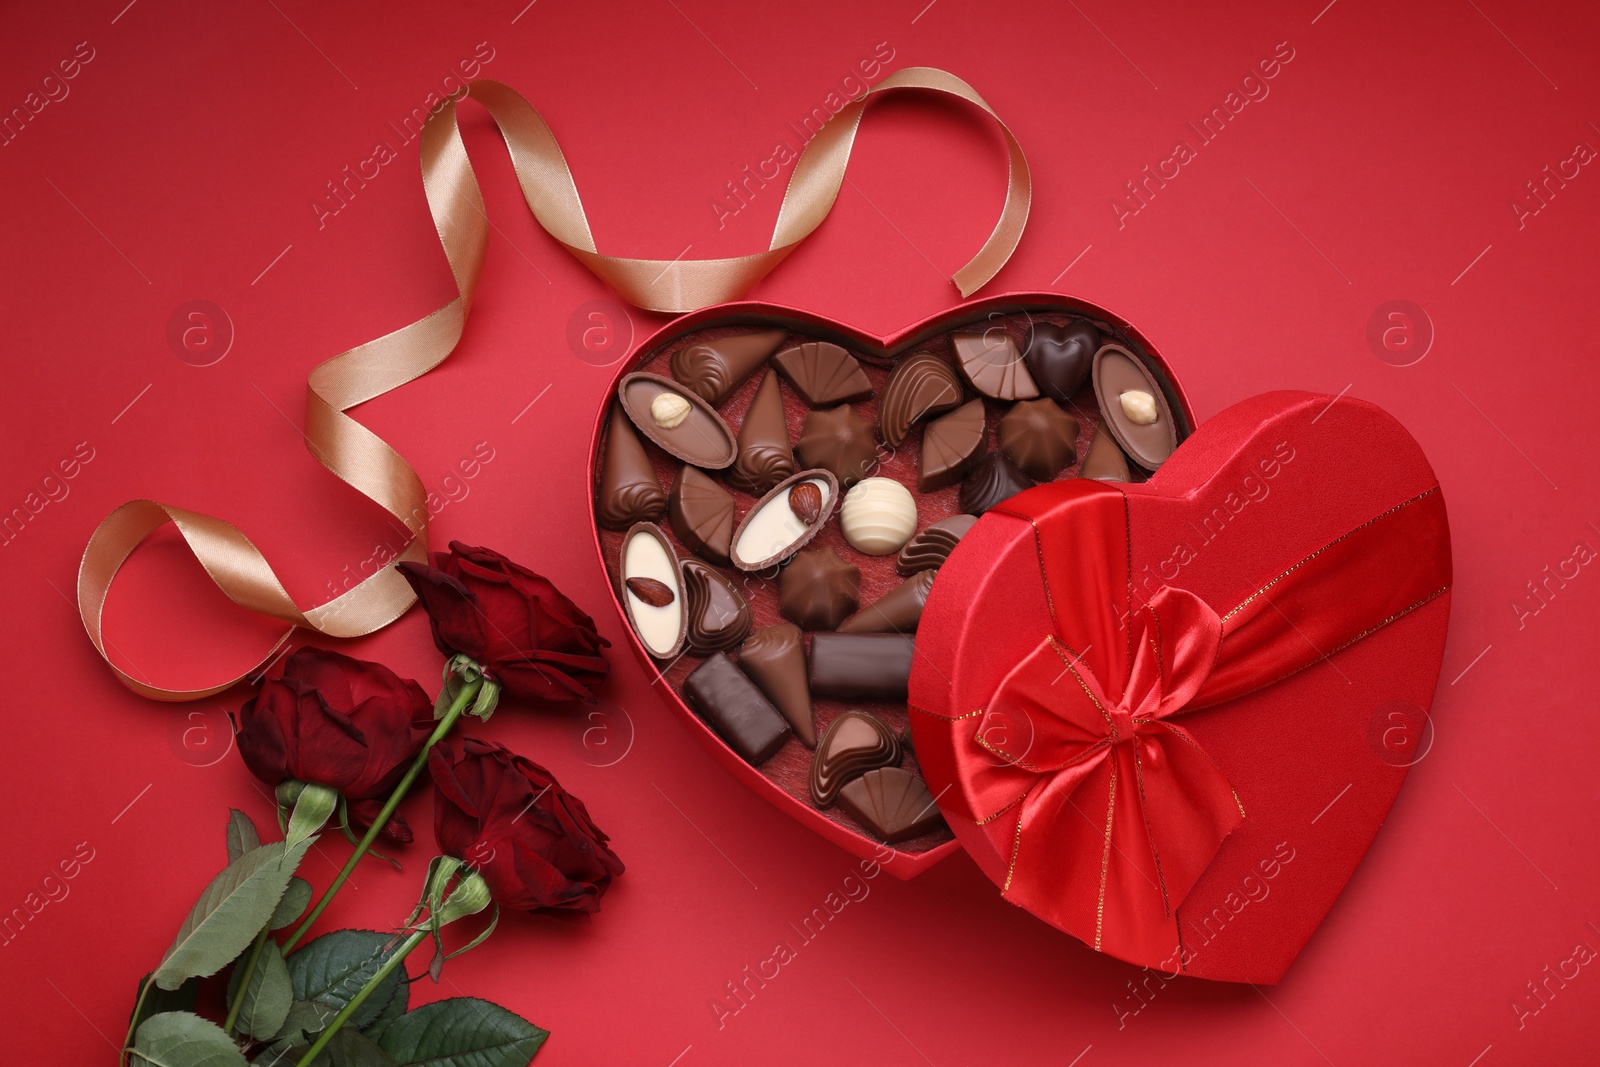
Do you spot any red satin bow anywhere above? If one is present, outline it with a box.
[919,480,1450,966]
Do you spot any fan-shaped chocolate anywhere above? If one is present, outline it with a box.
[1023,321,1098,402]
[952,328,1039,401]
[918,399,985,492]
[837,767,945,843]
[669,466,736,565]
[958,452,1034,515]
[736,623,815,747]
[681,558,752,654]
[1081,424,1131,482]
[730,469,838,571]
[726,370,795,495]
[669,329,786,406]
[999,398,1079,481]
[1092,344,1177,471]
[810,710,901,807]
[618,373,736,468]
[838,570,936,634]
[896,514,977,575]
[777,546,859,631]
[878,352,962,448]
[772,341,873,406]
[597,406,666,529]
[796,405,878,488]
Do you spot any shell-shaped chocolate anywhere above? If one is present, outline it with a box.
[810,710,901,807]
[958,452,1034,515]
[681,559,752,654]
[896,514,977,575]
[837,767,946,843]
[669,329,786,406]
[773,341,874,406]
[669,466,736,565]
[878,352,963,448]
[918,399,985,492]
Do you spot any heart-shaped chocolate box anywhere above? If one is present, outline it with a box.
[588,295,1195,877]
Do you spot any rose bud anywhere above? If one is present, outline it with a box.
[397,541,610,704]
[429,738,624,919]
[235,647,433,842]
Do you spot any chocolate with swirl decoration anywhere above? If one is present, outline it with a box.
[669,330,787,406]
[896,514,977,575]
[878,352,963,448]
[958,451,1034,515]
[725,370,795,495]
[596,406,665,530]
[681,558,752,654]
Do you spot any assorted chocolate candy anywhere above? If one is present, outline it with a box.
[595,313,1186,850]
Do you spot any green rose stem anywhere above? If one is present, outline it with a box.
[220,924,274,1033]
[293,928,429,1067]
[280,676,483,955]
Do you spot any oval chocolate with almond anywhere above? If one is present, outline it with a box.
[729,469,839,572]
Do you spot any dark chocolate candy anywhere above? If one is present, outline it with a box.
[918,399,986,492]
[838,570,936,634]
[796,405,878,488]
[808,633,915,700]
[669,329,786,406]
[878,352,963,448]
[1023,321,1098,402]
[837,767,946,844]
[772,341,873,406]
[958,452,1034,515]
[952,328,1039,401]
[726,370,795,495]
[617,373,737,469]
[736,622,815,747]
[777,547,860,631]
[1081,424,1131,482]
[669,466,736,565]
[896,514,977,575]
[683,653,792,765]
[999,398,1079,481]
[810,711,901,807]
[597,406,666,530]
[681,558,752,655]
[1092,344,1178,471]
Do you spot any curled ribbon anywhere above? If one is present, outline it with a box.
[914,480,1451,967]
[79,69,1031,700]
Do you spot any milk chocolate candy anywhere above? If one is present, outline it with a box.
[736,623,815,747]
[1023,321,1098,402]
[725,370,796,495]
[838,570,936,633]
[958,452,1034,515]
[683,653,791,765]
[772,341,873,406]
[1092,344,1177,471]
[952,328,1039,401]
[810,711,901,807]
[730,470,838,572]
[618,373,736,468]
[878,352,962,448]
[618,523,685,659]
[838,767,945,844]
[597,406,666,530]
[669,466,736,565]
[918,399,986,492]
[808,633,915,700]
[999,398,1079,481]
[796,405,878,488]
[777,547,860,631]
[1080,424,1131,482]
[896,514,977,575]
[681,558,752,655]
[669,329,786,406]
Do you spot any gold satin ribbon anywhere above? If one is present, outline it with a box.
[78,69,1032,700]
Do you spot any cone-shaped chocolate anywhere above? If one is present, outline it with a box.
[597,406,666,530]
[726,370,795,495]
[736,623,815,747]
[669,466,736,564]
[838,570,936,633]
[1080,424,1131,482]
[670,330,787,406]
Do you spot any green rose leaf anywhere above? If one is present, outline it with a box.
[279,930,409,1041]
[226,810,261,864]
[270,877,313,931]
[130,1011,249,1067]
[128,973,198,1039]
[152,838,315,991]
[377,998,548,1067]
[226,939,293,1040]
[254,1028,398,1067]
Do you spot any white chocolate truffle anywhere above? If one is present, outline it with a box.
[839,477,917,555]
[1119,390,1159,426]
[650,391,691,429]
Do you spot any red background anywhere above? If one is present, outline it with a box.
[2,0,1596,1063]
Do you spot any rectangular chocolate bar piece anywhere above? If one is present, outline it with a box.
[683,653,792,765]
[808,633,916,700]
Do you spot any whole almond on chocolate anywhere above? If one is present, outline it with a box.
[788,481,822,525]
[625,576,676,607]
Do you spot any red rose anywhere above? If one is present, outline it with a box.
[235,647,432,842]
[397,541,610,703]
[429,738,624,919]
